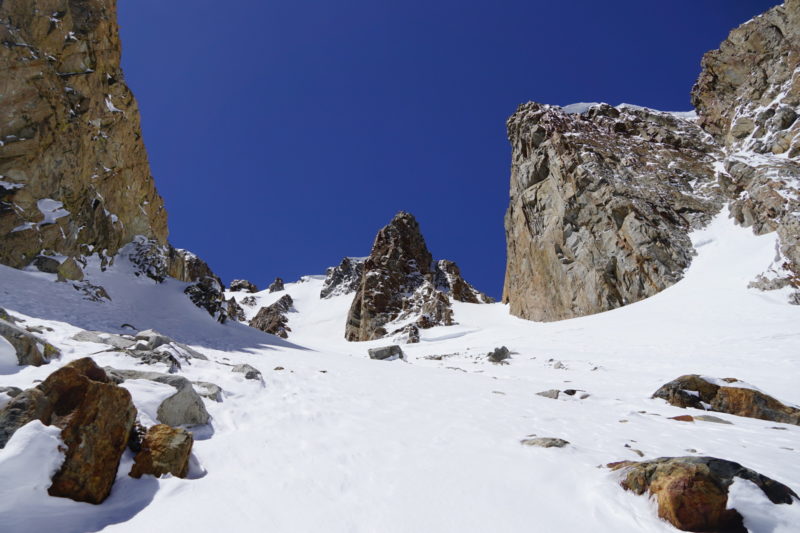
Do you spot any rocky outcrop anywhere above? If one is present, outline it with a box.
[321,257,365,299]
[125,238,233,322]
[0,358,136,504]
[229,279,258,293]
[0,317,60,366]
[503,103,724,322]
[434,260,493,303]
[129,424,193,479]
[0,0,167,269]
[105,367,210,427]
[267,277,284,293]
[609,456,798,532]
[345,212,487,342]
[503,1,800,320]
[249,294,293,338]
[653,374,800,425]
[691,1,800,301]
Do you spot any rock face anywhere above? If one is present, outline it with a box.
[653,374,800,425]
[0,0,167,269]
[503,1,800,320]
[503,103,723,322]
[692,1,800,301]
[129,424,193,479]
[345,212,487,342]
[0,317,60,366]
[610,457,798,532]
[249,294,293,338]
[321,257,365,299]
[0,358,136,504]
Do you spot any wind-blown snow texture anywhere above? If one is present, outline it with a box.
[0,212,798,532]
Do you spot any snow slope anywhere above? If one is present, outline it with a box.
[0,212,798,533]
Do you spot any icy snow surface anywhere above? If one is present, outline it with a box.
[0,212,798,532]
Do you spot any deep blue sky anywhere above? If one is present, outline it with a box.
[118,1,779,298]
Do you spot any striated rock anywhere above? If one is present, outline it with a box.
[346,212,486,342]
[267,277,285,293]
[249,294,293,338]
[0,358,136,504]
[0,0,168,269]
[229,279,257,293]
[105,367,210,426]
[503,103,723,322]
[129,424,193,479]
[321,257,365,299]
[367,345,404,361]
[0,317,60,366]
[653,374,800,425]
[609,456,798,532]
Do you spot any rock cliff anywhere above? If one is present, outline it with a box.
[503,1,800,321]
[0,0,167,268]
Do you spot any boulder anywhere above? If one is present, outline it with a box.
[32,256,60,274]
[520,437,569,448]
[105,368,210,426]
[0,318,60,366]
[0,358,136,504]
[609,457,798,532]
[229,279,258,293]
[232,364,263,381]
[268,277,285,293]
[56,257,84,282]
[193,381,224,402]
[653,375,800,425]
[487,346,510,363]
[71,330,136,350]
[367,345,404,361]
[536,389,560,400]
[249,294,293,338]
[129,424,193,479]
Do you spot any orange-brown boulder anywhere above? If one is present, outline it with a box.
[130,424,193,479]
[0,358,136,504]
[609,457,797,532]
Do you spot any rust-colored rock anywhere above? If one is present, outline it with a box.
[609,457,797,532]
[0,357,136,503]
[249,294,293,338]
[653,374,800,425]
[130,424,193,479]
[0,0,168,269]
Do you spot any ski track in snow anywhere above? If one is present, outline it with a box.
[0,212,798,533]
